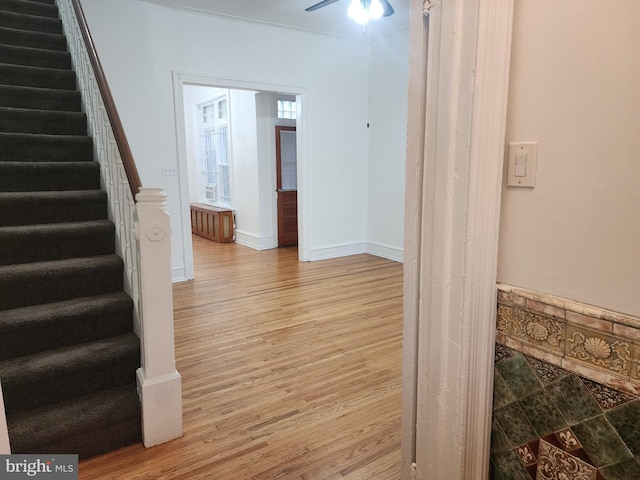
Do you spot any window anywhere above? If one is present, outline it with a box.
[277,99,297,120]
[199,94,232,207]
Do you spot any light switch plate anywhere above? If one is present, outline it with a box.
[507,142,537,187]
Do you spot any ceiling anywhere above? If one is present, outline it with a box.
[142,0,410,41]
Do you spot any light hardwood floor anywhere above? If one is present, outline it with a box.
[79,236,404,479]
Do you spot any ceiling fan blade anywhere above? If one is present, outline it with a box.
[380,0,395,16]
[305,0,342,12]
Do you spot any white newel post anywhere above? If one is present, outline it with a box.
[134,188,183,447]
[0,380,10,454]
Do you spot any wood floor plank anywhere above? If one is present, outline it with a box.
[79,236,403,479]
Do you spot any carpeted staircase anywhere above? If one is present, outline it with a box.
[0,0,142,458]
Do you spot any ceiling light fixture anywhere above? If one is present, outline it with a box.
[347,0,384,24]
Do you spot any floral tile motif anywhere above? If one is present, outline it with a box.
[526,355,569,385]
[555,427,583,452]
[565,325,633,378]
[515,442,538,467]
[632,343,640,384]
[497,304,565,355]
[495,343,516,363]
[536,439,598,480]
[581,377,636,411]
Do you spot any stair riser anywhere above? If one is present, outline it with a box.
[0,258,123,310]
[0,11,62,35]
[0,133,93,162]
[7,383,141,459]
[0,87,81,111]
[0,0,59,19]
[0,26,67,51]
[0,295,133,360]
[0,162,99,191]
[0,260,124,310]
[0,64,76,90]
[0,44,70,70]
[11,416,142,459]
[2,353,139,414]
[0,109,86,135]
[0,224,115,265]
[0,192,106,226]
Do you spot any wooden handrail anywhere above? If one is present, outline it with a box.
[70,0,142,198]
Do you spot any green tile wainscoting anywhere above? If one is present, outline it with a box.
[491,285,640,480]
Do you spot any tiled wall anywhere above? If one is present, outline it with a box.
[491,285,640,480]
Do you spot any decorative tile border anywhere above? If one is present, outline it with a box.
[497,284,640,396]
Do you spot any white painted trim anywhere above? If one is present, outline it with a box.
[171,72,310,270]
[366,242,403,263]
[171,268,187,283]
[308,242,367,261]
[0,381,9,454]
[136,369,183,447]
[135,188,183,446]
[463,3,514,475]
[401,2,429,477]
[401,0,514,478]
[234,230,277,251]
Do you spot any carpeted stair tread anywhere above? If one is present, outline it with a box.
[0,106,86,135]
[0,254,124,309]
[0,132,92,162]
[0,190,106,226]
[0,25,67,51]
[7,383,141,458]
[0,0,59,19]
[0,84,81,111]
[0,292,134,360]
[0,43,71,70]
[0,10,62,34]
[0,332,140,413]
[0,0,144,456]
[0,219,115,265]
[0,161,99,191]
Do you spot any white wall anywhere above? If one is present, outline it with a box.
[228,90,261,246]
[80,0,371,277]
[498,0,640,316]
[367,28,409,262]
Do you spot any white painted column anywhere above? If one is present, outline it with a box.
[0,381,10,454]
[135,188,183,447]
[401,0,514,478]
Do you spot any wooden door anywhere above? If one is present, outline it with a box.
[275,126,297,247]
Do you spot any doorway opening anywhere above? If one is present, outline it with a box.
[173,73,308,280]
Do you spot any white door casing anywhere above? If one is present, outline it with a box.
[401,0,514,478]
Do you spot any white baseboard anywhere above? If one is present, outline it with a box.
[366,242,404,263]
[234,230,276,251]
[171,268,187,283]
[309,242,367,261]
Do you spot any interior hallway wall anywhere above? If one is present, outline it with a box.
[80,0,371,279]
[498,0,640,316]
